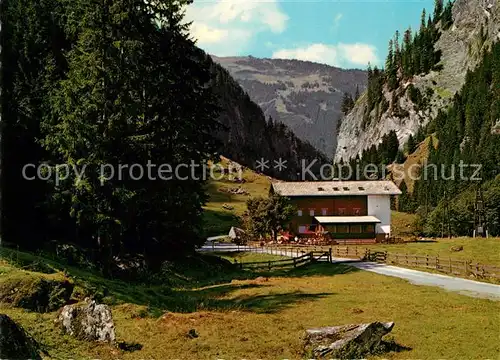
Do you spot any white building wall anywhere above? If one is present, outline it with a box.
[367,195,391,234]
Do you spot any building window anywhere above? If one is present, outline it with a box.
[309,209,315,216]
[365,224,375,233]
[298,225,306,234]
[338,208,346,215]
[321,208,328,216]
[337,224,349,233]
[297,210,303,216]
[350,225,362,233]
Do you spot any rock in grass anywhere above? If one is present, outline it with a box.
[57,300,115,343]
[187,329,199,338]
[0,314,42,360]
[304,322,395,359]
[0,272,73,313]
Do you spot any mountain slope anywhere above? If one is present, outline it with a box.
[335,0,500,162]
[203,53,329,180]
[212,55,367,156]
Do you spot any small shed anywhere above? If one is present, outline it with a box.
[228,227,245,240]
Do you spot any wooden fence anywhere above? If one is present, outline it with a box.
[336,247,500,281]
[205,243,500,280]
[237,251,330,271]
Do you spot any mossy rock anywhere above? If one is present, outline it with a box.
[0,271,74,312]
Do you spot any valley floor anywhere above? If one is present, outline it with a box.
[1,248,499,359]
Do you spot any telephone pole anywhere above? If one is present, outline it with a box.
[442,188,451,238]
[473,185,487,238]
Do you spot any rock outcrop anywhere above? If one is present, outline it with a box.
[0,314,41,360]
[57,300,115,342]
[304,321,395,359]
[335,0,500,162]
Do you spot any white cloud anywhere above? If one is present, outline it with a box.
[184,0,288,56]
[338,43,378,66]
[271,42,379,68]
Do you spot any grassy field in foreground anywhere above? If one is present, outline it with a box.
[2,261,498,359]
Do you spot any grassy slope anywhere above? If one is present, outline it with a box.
[391,211,418,238]
[203,156,272,237]
[389,134,438,193]
[1,250,499,360]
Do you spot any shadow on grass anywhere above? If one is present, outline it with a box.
[0,247,348,317]
[376,337,412,355]
[226,262,361,281]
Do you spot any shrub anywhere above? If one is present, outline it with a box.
[0,271,74,312]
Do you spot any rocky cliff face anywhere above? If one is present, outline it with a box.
[212,56,367,157]
[335,0,500,162]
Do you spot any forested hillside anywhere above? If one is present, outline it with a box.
[0,0,326,273]
[346,41,500,237]
[405,42,500,236]
[335,0,500,162]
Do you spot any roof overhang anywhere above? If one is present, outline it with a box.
[271,181,402,197]
[314,216,381,224]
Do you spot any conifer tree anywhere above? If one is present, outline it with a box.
[434,0,443,23]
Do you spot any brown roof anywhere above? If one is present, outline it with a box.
[271,180,401,196]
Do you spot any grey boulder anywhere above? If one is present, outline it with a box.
[57,300,115,342]
[305,321,395,359]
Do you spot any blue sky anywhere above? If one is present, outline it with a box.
[185,0,436,69]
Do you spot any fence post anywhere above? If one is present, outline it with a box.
[268,261,271,271]
[384,251,388,263]
[436,256,439,271]
[309,252,313,263]
[426,255,429,268]
[449,257,452,274]
[405,253,408,265]
[464,260,468,276]
[293,258,296,268]
[329,248,332,263]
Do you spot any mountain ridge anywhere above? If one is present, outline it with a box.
[212,55,367,157]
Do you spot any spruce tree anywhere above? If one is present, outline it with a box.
[43,0,221,270]
[354,85,360,101]
[434,0,443,23]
